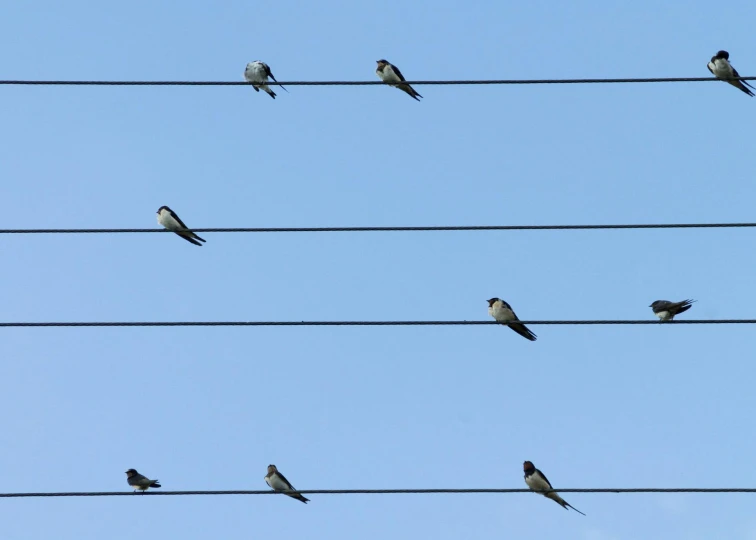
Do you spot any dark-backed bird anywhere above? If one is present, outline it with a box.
[375,59,423,101]
[487,298,537,341]
[265,464,309,504]
[707,50,754,96]
[523,461,585,515]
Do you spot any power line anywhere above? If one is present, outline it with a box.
[0,487,754,498]
[0,76,754,87]
[0,320,753,328]
[2,222,756,235]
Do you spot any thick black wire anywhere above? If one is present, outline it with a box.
[0,76,754,86]
[0,320,752,328]
[0,488,753,498]
[1,222,756,234]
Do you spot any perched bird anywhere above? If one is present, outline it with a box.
[487,298,537,341]
[523,461,585,516]
[265,464,309,504]
[244,61,286,99]
[156,205,206,247]
[125,468,161,492]
[707,50,754,97]
[649,299,696,321]
[375,59,423,101]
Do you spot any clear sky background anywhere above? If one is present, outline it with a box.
[0,1,755,539]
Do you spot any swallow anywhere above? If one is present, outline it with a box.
[649,299,696,321]
[156,205,206,246]
[244,61,286,99]
[265,464,309,504]
[523,461,585,516]
[125,468,161,492]
[707,50,754,97]
[487,298,537,341]
[375,60,423,101]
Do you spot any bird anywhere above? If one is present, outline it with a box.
[125,468,161,492]
[375,60,423,101]
[244,61,286,99]
[707,50,754,97]
[156,205,206,246]
[487,298,537,341]
[264,464,309,503]
[649,299,696,321]
[523,461,585,516]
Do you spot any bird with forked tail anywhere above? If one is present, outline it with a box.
[523,461,585,515]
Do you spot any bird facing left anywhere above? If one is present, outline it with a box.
[125,468,162,492]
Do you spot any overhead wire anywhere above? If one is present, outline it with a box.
[0,320,753,328]
[1,222,756,234]
[0,76,754,87]
[0,487,754,498]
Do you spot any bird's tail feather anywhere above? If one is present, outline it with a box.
[550,493,585,516]
[179,233,204,246]
[288,492,309,504]
[674,299,696,314]
[399,84,422,101]
[565,502,586,516]
[507,322,538,341]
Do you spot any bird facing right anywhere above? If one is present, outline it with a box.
[125,468,161,492]
[264,464,310,504]
[707,50,754,96]
[649,299,696,321]
[487,298,537,341]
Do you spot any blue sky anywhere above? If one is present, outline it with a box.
[0,1,755,538]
